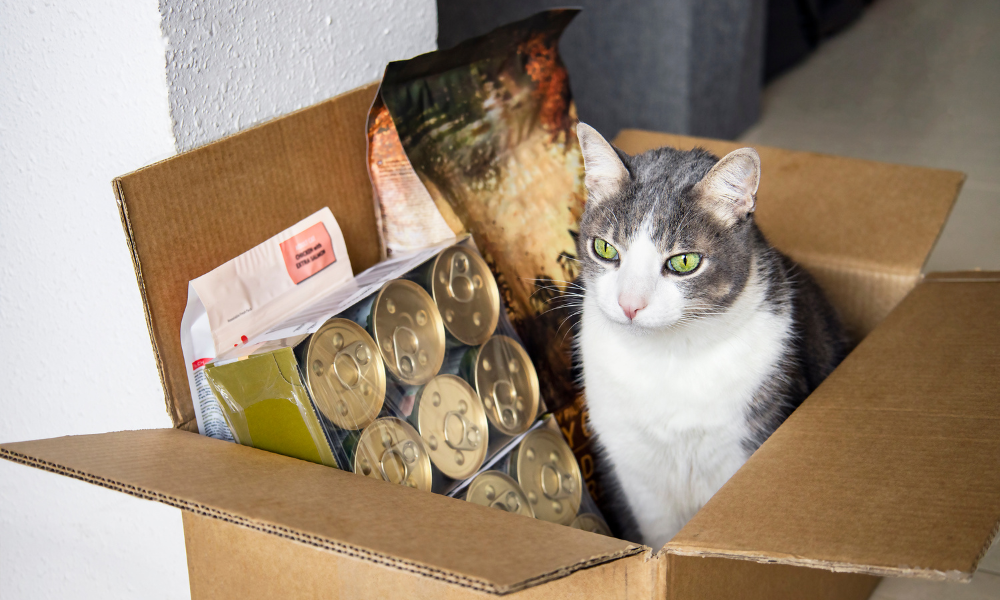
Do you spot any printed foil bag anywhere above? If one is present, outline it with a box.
[367,9,585,421]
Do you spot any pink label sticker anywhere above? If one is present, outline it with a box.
[279,222,336,284]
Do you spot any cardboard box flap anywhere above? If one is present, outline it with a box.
[613,131,964,340]
[114,83,383,432]
[0,429,643,594]
[665,275,1000,582]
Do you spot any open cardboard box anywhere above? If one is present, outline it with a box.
[3,82,998,599]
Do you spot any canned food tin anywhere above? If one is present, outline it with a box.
[468,335,540,436]
[420,245,500,346]
[465,471,535,518]
[303,318,386,431]
[412,374,489,480]
[369,280,446,386]
[571,513,612,536]
[354,417,432,491]
[509,428,582,525]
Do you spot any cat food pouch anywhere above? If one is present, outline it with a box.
[367,9,585,420]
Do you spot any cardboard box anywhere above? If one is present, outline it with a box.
[3,82,998,599]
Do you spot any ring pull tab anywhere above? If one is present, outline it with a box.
[443,410,481,451]
[492,490,523,513]
[391,325,420,378]
[379,439,419,485]
[447,252,475,303]
[332,340,370,390]
[540,460,576,500]
[491,379,520,429]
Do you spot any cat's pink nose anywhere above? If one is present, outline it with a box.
[619,297,647,321]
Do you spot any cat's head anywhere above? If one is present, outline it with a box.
[575,123,762,331]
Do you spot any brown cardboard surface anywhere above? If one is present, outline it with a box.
[0,429,642,594]
[666,555,879,600]
[613,130,964,340]
[183,512,660,599]
[666,277,1000,582]
[114,82,382,432]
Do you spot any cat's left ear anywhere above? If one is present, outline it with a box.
[577,122,629,206]
[694,148,761,227]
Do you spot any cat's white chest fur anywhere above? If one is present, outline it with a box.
[580,283,792,550]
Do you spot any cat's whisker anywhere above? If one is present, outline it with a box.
[537,298,585,315]
[555,309,585,343]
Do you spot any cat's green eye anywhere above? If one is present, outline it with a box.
[593,238,619,261]
[667,253,702,274]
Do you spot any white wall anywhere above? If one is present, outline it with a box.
[0,1,437,597]
[0,2,186,598]
[162,0,438,151]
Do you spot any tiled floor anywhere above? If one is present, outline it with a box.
[741,0,1000,273]
[740,0,999,597]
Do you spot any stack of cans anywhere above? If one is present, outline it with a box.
[459,423,610,534]
[205,240,609,534]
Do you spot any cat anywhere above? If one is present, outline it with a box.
[574,123,849,549]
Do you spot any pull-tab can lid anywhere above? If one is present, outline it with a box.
[430,246,500,346]
[354,417,432,491]
[305,318,386,431]
[571,513,612,536]
[370,279,445,386]
[510,428,582,525]
[465,470,535,518]
[473,335,540,436]
[414,374,489,480]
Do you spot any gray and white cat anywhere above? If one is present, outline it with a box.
[574,123,848,549]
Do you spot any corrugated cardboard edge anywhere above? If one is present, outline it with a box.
[661,545,977,583]
[113,179,185,430]
[0,445,645,595]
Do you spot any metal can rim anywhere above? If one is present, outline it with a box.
[511,428,582,525]
[415,374,490,480]
[303,318,386,431]
[371,279,446,386]
[353,416,433,492]
[429,246,501,346]
[466,470,535,518]
[571,513,612,536]
[473,335,540,436]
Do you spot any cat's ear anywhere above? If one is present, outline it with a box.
[577,123,628,205]
[694,148,761,227]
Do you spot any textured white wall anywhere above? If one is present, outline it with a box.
[0,1,188,598]
[1,0,437,598]
[161,0,438,151]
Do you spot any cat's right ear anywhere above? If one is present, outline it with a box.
[577,123,628,205]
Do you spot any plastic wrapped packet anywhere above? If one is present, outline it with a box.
[205,238,545,495]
